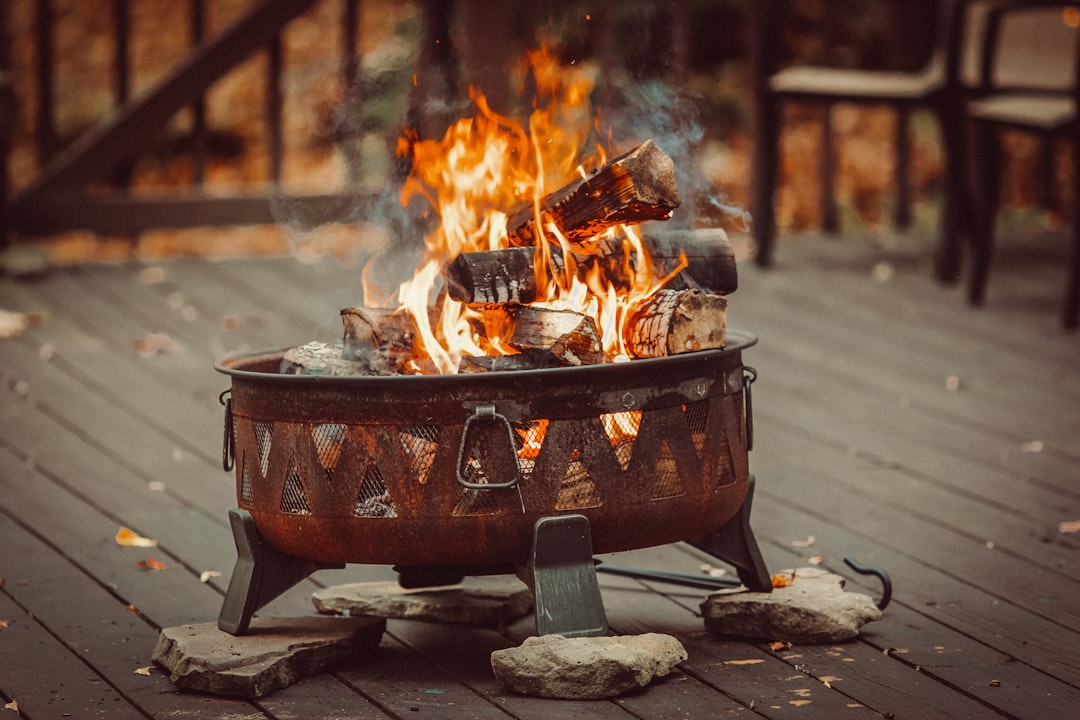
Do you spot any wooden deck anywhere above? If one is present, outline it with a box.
[1,228,1078,719]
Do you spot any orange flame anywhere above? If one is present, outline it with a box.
[376,46,673,373]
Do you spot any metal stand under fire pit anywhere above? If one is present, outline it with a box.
[217,476,771,638]
[215,333,774,638]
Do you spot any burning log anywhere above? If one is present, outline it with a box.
[444,228,737,306]
[339,307,417,374]
[505,139,681,248]
[281,342,368,376]
[445,246,538,305]
[631,228,737,294]
[476,304,604,367]
[458,353,564,373]
[625,289,727,359]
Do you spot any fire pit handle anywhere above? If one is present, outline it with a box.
[743,367,757,452]
[219,389,234,472]
[843,556,892,610]
[456,404,522,489]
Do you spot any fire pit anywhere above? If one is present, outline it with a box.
[215,331,771,636]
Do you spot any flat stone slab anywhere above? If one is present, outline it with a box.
[313,576,533,627]
[700,567,882,643]
[152,616,385,698]
[491,633,687,700]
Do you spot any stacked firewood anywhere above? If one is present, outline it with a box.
[282,140,737,376]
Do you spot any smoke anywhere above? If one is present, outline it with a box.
[602,79,749,233]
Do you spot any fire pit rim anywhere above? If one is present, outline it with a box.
[215,328,756,385]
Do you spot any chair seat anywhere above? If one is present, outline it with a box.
[968,93,1076,130]
[769,66,942,100]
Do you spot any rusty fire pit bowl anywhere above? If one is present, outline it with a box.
[215,330,756,568]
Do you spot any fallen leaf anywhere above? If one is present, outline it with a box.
[989,679,1001,688]
[871,262,894,283]
[1021,440,1044,453]
[147,481,166,492]
[0,309,30,338]
[1059,520,1080,534]
[0,620,8,630]
[4,699,18,713]
[136,558,166,571]
[723,659,765,666]
[883,647,909,656]
[137,267,166,284]
[807,554,825,566]
[772,569,797,588]
[132,333,175,358]
[222,315,239,332]
[789,699,812,706]
[791,535,815,548]
[945,374,961,391]
[199,570,221,583]
[699,563,728,578]
[769,641,792,652]
[134,666,154,676]
[127,604,140,616]
[115,527,157,548]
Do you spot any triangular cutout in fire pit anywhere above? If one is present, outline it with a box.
[253,420,274,478]
[354,465,397,518]
[280,460,312,515]
[555,453,602,510]
[240,456,253,506]
[650,440,685,499]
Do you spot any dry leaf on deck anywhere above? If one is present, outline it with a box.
[4,699,18,713]
[1059,520,1080,534]
[772,570,797,588]
[723,658,765,666]
[769,641,792,652]
[1021,440,1044,453]
[791,535,815,548]
[199,570,221,583]
[134,666,154,676]
[0,309,30,338]
[115,527,157,548]
[136,558,166,571]
[137,267,166,285]
[132,333,175,358]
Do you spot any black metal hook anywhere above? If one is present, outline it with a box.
[219,389,234,472]
[843,556,892,610]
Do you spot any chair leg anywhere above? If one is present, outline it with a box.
[820,103,839,234]
[935,104,970,283]
[751,95,780,267]
[968,120,1001,307]
[894,104,911,230]
[1065,138,1080,330]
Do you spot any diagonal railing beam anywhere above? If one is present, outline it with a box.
[11,0,318,217]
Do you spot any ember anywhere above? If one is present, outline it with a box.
[283,46,736,378]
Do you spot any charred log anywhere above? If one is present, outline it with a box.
[475,304,604,367]
[506,139,680,247]
[625,289,727,359]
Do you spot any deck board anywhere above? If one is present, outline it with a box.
[1,230,1078,719]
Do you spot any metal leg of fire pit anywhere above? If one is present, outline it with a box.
[527,514,609,638]
[688,475,773,592]
[218,509,344,635]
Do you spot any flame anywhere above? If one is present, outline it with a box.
[373,46,674,374]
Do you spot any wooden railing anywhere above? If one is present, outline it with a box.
[1,0,698,249]
[1,0,384,246]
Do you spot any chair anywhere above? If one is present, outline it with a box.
[750,0,979,280]
[965,2,1080,329]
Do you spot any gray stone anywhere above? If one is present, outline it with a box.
[313,576,533,627]
[490,633,687,699]
[700,567,882,643]
[152,616,385,698]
